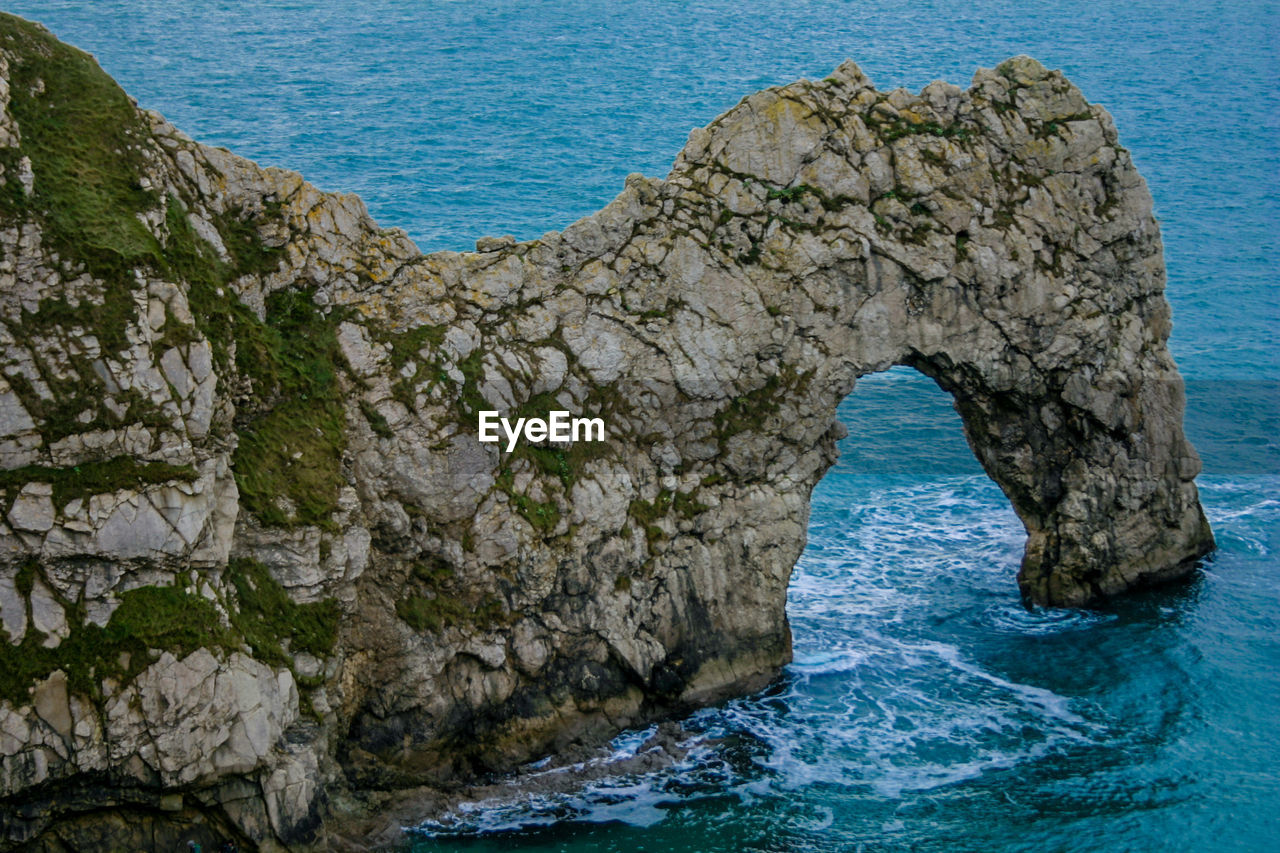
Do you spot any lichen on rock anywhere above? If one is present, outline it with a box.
[0,14,1211,851]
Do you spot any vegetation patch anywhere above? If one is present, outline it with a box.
[494,463,562,535]
[2,362,171,445]
[176,209,344,529]
[765,184,821,203]
[395,556,505,633]
[520,445,575,489]
[0,558,340,706]
[0,13,161,356]
[165,199,268,373]
[396,593,505,634]
[166,206,350,532]
[368,322,447,409]
[0,19,345,530]
[359,398,395,438]
[866,111,971,143]
[480,385,617,534]
[714,374,782,445]
[626,486,710,539]
[506,390,613,490]
[0,16,201,444]
[165,201,351,528]
[216,202,288,276]
[630,489,674,545]
[673,490,710,520]
[0,569,233,706]
[225,557,339,665]
[454,350,488,418]
[711,366,813,453]
[230,288,348,530]
[0,456,197,509]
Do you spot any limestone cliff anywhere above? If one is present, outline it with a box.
[0,14,1212,851]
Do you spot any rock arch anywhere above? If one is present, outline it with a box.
[609,53,1214,610]
[319,54,1213,787]
[0,22,1212,845]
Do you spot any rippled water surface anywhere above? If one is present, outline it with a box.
[10,1,1277,850]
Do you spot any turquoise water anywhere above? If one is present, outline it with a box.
[10,2,1278,850]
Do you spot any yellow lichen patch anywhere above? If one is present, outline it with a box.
[761,94,826,134]
[897,108,928,125]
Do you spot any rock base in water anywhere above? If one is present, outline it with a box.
[0,13,1210,850]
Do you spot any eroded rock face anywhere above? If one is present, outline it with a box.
[0,14,1211,851]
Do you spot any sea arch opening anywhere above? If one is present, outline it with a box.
[790,365,1026,630]
[772,366,1102,807]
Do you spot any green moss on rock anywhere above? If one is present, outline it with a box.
[230,289,348,530]
[866,110,972,143]
[359,398,395,438]
[494,463,562,535]
[712,366,812,449]
[166,201,351,531]
[214,202,286,276]
[454,349,488,417]
[0,558,340,706]
[673,490,710,519]
[0,576,233,706]
[225,557,340,666]
[629,490,675,545]
[165,195,348,530]
[0,456,197,509]
[395,557,505,634]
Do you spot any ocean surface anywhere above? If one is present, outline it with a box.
[9,2,1277,850]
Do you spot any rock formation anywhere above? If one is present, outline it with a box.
[0,13,1212,850]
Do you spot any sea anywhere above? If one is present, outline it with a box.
[8,2,1277,850]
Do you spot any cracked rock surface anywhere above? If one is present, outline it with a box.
[0,15,1211,851]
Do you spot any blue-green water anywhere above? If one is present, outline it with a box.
[11,2,1278,850]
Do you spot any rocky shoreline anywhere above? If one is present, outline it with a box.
[0,12,1210,850]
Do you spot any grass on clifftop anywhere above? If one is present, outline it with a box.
[0,16,349,529]
[0,13,160,354]
[0,13,172,445]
